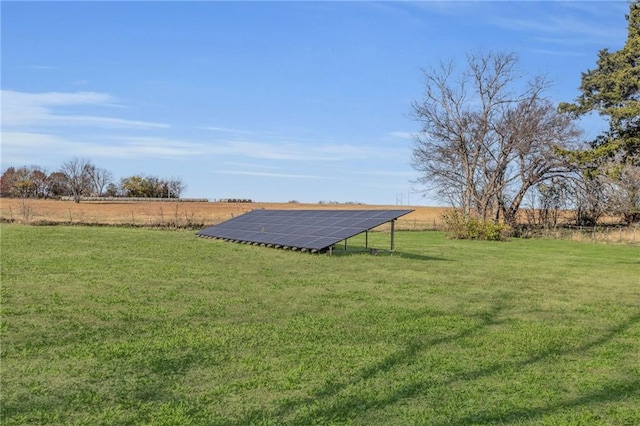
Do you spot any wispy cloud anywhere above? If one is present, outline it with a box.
[1,129,405,166]
[201,124,407,162]
[1,132,199,163]
[388,131,414,140]
[201,126,261,135]
[2,91,403,167]
[529,48,586,57]
[555,2,628,17]
[1,131,66,153]
[223,161,280,170]
[103,136,205,158]
[406,1,626,49]
[27,65,61,70]
[201,125,294,139]
[493,16,619,43]
[490,4,627,48]
[1,90,169,129]
[203,139,403,162]
[216,170,331,180]
[355,170,415,179]
[408,1,488,17]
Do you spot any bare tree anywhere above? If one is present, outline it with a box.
[60,157,94,203]
[412,51,581,227]
[87,166,113,196]
[606,163,640,224]
[493,99,582,226]
[167,177,186,198]
[569,173,610,226]
[29,166,49,198]
[529,178,570,228]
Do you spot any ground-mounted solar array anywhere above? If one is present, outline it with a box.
[196,209,414,252]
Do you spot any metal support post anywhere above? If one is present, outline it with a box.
[390,220,395,252]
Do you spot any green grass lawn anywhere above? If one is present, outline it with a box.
[1,224,639,425]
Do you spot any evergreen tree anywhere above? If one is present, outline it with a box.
[559,1,640,222]
[560,1,639,162]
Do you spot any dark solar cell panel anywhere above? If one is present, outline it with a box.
[196,209,413,252]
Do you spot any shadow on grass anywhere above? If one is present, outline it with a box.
[328,247,449,262]
[235,308,640,425]
[395,251,451,262]
[448,379,640,425]
[235,301,507,425]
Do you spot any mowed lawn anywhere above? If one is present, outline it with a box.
[1,225,639,425]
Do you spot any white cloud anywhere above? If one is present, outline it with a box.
[223,161,280,170]
[1,131,91,167]
[490,7,626,47]
[408,1,488,17]
[216,170,331,180]
[1,89,406,167]
[201,139,404,162]
[27,65,61,70]
[1,129,405,166]
[355,170,416,179]
[205,140,325,161]
[1,90,169,129]
[530,48,586,57]
[409,1,627,48]
[388,131,414,140]
[556,2,628,18]
[96,136,203,158]
[1,132,199,164]
[201,126,260,135]
[1,131,59,148]
[499,17,607,39]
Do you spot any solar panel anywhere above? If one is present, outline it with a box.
[196,209,413,252]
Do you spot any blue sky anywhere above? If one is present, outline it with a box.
[1,1,629,205]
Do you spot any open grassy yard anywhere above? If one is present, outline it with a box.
[1,224,639,425]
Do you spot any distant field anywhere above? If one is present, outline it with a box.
[2,224,639,424]
[2,199,638,244]
[0,199,448,230]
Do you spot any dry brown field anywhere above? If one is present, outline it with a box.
[0,198,449,230]
[3,198,638,244]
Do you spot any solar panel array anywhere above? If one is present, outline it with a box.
[196,209,413,252]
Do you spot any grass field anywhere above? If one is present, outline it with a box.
[1,224,639,425]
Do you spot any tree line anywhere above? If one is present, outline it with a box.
[0,157,186,203]
[411,2,639,231]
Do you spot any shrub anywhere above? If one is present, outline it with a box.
[442,210,510,241]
